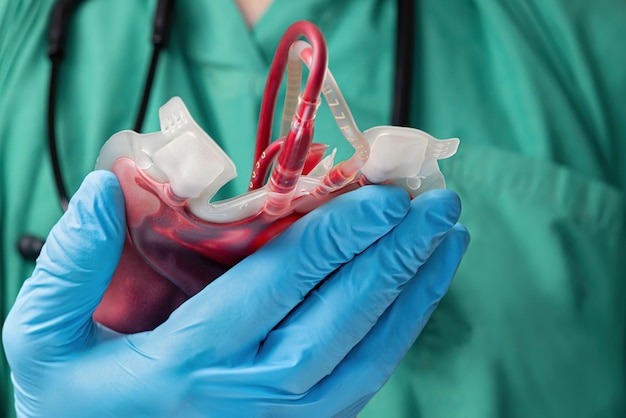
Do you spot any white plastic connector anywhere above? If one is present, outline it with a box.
[360,126,459,195]
[153,98,236,199]
[96,97,237,201]
[96,99,461,224]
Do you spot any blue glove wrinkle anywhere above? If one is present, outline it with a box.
[306,224,470,416]
[60,337,185,416]
[39,171,125,277]
[3,176,468,417]
[259,185,411,277]
[3,171,125,367]
[402,189,462,265]
[253,189,463,395]
[144,185,411,365]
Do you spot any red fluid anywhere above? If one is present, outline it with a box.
[93,21,354,334]
[93,156,356,334]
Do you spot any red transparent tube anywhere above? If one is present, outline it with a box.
[93,21,334,333]
[256,21,327,215]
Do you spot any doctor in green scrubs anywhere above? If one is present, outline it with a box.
[1,0,624,417]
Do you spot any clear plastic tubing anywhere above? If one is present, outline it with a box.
[281,41,370,197]
[253,21,328,216]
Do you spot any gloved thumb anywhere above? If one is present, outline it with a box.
[3,171,125,362]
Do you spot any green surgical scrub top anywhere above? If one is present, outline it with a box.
[1,1,625,417]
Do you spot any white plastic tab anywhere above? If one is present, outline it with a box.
[154,97,236,199]
[96,99,461,224]
[96,97,236,201]
[360,126,459,194]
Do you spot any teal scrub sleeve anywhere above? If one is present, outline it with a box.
[2,170,468,417]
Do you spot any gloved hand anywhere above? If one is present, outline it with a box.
[3,170,468,418]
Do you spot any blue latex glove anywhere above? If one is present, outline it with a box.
[3,171,468,418]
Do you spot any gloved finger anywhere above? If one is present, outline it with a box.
[307,224,469,416]
[256,189,463,394]
[144,185,410,361]
[3,171,125,362]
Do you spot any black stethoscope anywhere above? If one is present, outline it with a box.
[18,0,415,261]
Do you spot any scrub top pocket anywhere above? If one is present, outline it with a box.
[363,145,626,418]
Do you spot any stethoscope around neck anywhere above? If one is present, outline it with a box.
[17,0,415,261]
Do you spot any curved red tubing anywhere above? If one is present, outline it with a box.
[251,21,328,194]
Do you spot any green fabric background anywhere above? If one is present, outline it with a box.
[1,0,624,417]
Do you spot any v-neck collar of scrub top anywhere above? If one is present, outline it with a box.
[173,0,339,73]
